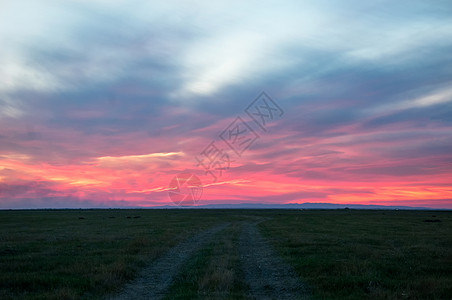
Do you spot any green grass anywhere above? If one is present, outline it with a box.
[1,209,451,299]
[164,222,246,299]
[0,209,232,300]
[259,210,452,299]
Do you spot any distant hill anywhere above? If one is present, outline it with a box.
[150,202,432,210]
[2,202,438,210]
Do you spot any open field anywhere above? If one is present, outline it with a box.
[1,209,451,299]
[260,210,452,299]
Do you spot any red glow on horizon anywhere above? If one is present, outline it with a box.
[1,144,451,209]
[1,111,451,209]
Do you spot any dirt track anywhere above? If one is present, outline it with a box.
[239,222,311,300]
[108,223,229,300]
[109,220,310,299]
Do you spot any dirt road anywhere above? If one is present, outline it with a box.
[108,223,229,300]
[108,220,310,299]
[239,222,311,300]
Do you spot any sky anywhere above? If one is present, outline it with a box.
[1,0,452,209]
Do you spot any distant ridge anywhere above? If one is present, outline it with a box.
[149,202,432,210]
[2,202,441,210]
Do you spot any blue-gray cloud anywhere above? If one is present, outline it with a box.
[1,0,452,208]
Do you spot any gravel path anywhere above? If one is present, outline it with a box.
[239,222,311,300]
[108,223,229,300]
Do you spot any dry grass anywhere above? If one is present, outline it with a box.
[165,223,246,299]
[198,224,243,298]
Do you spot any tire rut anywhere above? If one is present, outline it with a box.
[239,222,311,300]
[108,223,229,300]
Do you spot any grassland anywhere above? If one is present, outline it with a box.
[0,209,451,299]
[260,210,452,299]
[0,209,233,299]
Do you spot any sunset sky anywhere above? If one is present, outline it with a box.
[1,0,452,209]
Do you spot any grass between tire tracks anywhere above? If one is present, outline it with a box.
[164,222,246,300]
